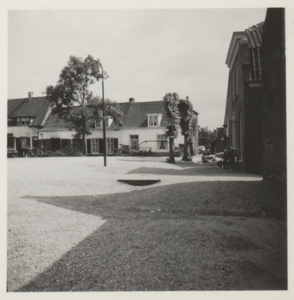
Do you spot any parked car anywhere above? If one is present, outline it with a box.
[7,148,18,158]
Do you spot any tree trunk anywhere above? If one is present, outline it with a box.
[82,133,86,155]
[182,134,189,161]
[168,137,175,163]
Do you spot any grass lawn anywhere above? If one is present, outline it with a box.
[17,179,287,291]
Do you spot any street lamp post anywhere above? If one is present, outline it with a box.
[90,59,107,167]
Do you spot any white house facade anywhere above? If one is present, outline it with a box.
[41,98,199,155]
[7,93,52,156]
[8,95,199,156]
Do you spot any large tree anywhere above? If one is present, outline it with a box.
[178,97,194,161]
[45,55,123,154]
[163,93,180,163]
[198,126,217,151]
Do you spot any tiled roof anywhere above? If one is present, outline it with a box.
[8,96,51,126]
[43,101,172,130]
[41,112,69,130]
[245,22,264,80]
[119,101,168,127]
[43,100,198,130]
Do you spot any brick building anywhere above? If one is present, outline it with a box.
[224,24,264,173]
[223,8,286,176]
[261,8,286,179]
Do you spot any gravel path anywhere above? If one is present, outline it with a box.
[7,156,287,292]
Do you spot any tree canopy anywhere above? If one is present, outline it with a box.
[198,126,217,142]
[45,55,123,154]
[163,93,180,163]
[198,126,217,152]
[163,93,180,137]
[178,97,194,161]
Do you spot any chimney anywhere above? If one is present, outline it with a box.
[129,97,135,103]
[186,96,189,100]
[28,92,33,100]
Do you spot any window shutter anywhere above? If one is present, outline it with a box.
[99,139,104,154]
[87,139,91,154]
[114,138,118,150]
[27,138,30,148]
[16,138,21,153]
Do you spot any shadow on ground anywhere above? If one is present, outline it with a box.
[17,180,287,291]
[126,162,261,177]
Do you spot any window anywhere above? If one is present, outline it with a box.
[130,135,139,149]
[22,118,30,125]
[157,134,168,150]
[229,72,233,103]
[232,69,235,100]
[16,117,33,126]
[230,117,236,148]
[95,117,113,128]
[147,114,162,127]
[7,134,14,148]
[239,112,243,160]
[148,116,158,127]
[105,117,112,127]
[107,138,115,153]
[91,139,99,153]
[230,60,238,103]
[8,119,13,127]
[235,60,239,98]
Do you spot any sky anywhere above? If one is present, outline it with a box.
[7,8,268,130]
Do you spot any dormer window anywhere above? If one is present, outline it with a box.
[147,114,162,127]
[94,119,101,128]
[149,116,158,126]
[16,117,34,126]
[95,116,113,128]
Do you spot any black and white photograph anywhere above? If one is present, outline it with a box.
[3,0,292,298]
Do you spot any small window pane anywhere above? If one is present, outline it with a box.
[157,135,167,149]
[130,135,139,148]
[107,138,115,153]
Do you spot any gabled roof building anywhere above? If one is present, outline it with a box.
[223,8,286,177]
[41,98,198,155]
[8,96,199,156]
[7,92,52,154]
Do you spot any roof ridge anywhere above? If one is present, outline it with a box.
[118,100,164,104]
[8,96,46,101]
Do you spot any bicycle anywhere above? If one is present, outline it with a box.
[216,148,237,170]
[35,146,49,157]
[26,147,36,157]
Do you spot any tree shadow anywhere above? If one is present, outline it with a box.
[14,180,287,291]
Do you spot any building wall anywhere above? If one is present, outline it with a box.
[261,8,286,178]
[224,38,251,172]
[7,126,39,154]
[7,126,39,138]
[223,9,286,176]
[41,127,185,154]
[244,82,263,174]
